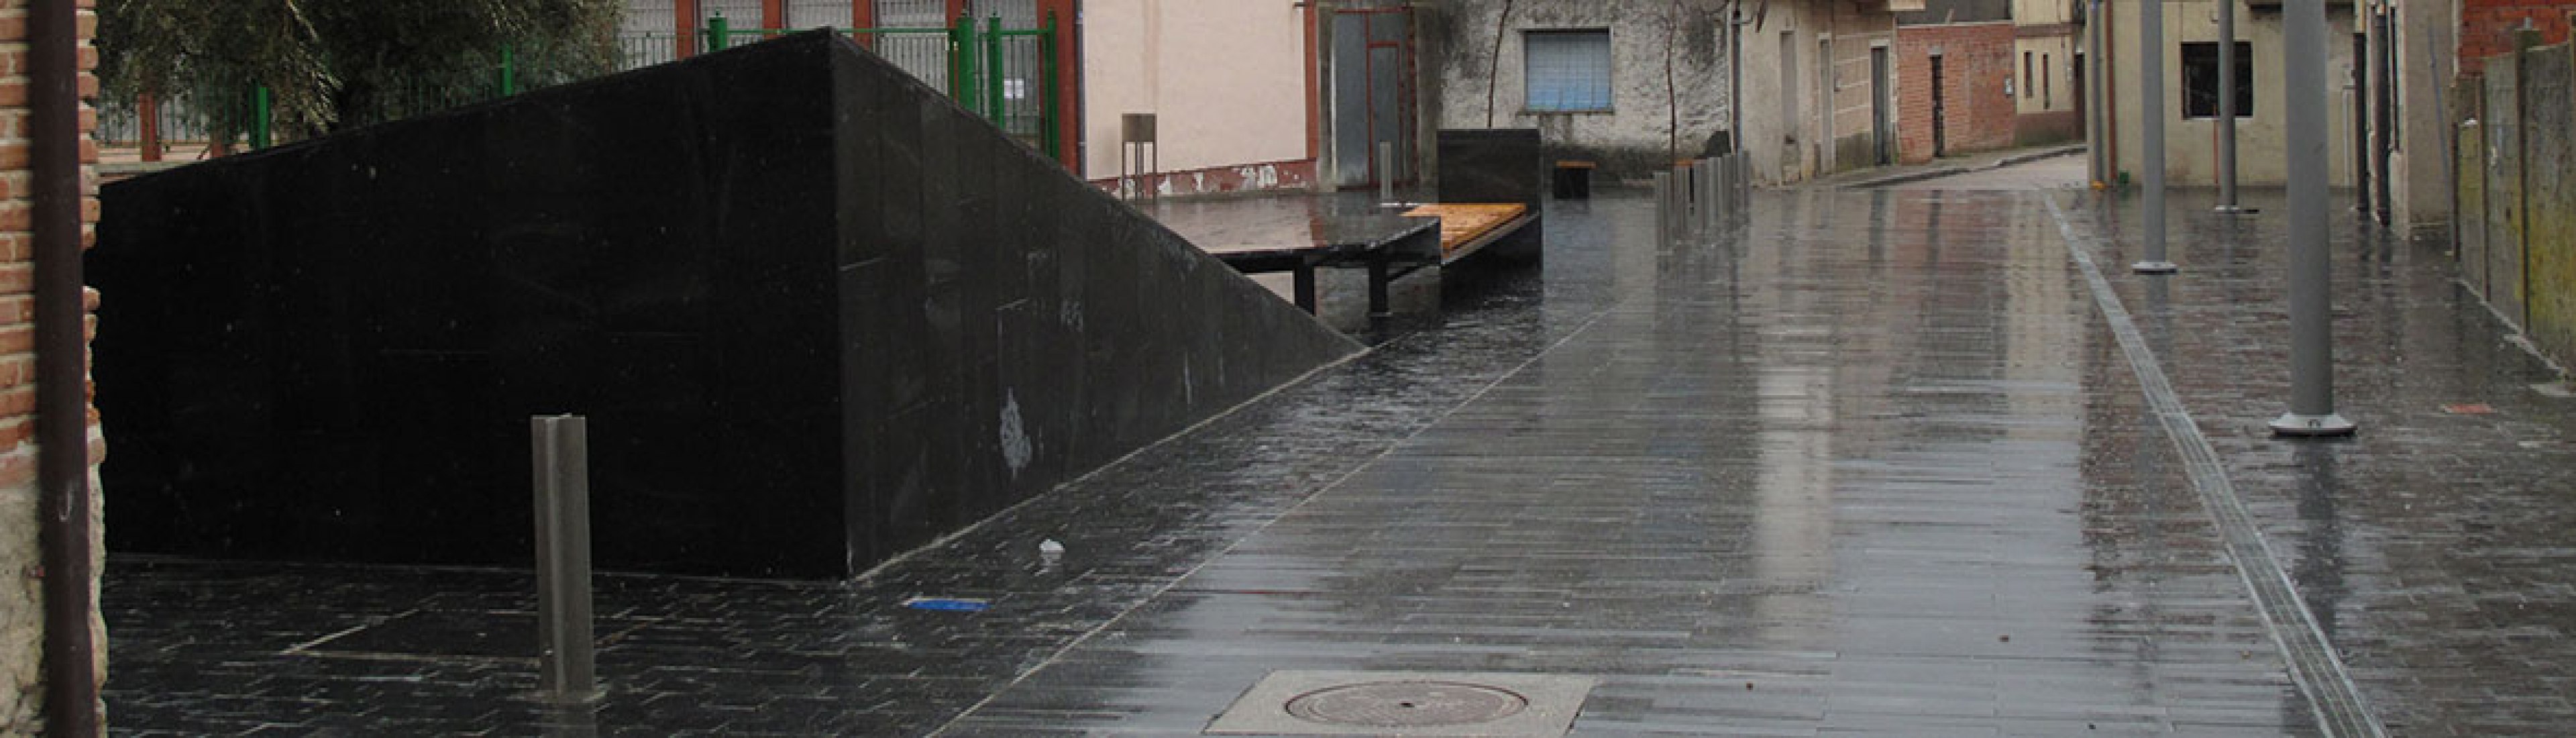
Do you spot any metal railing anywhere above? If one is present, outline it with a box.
[98,13,1061,162]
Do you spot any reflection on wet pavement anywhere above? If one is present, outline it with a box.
[100,181,2576,737]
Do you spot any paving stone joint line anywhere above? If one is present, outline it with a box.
[924,291,1635,737]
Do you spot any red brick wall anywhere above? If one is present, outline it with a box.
[1894,22,2019,165]
[2461,0,2576,74]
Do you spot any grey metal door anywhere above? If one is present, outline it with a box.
[1331,7,1414,189]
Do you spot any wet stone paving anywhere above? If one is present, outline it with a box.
[104,168,2576,736]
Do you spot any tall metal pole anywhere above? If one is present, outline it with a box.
[2269,0,2357,437]
[2133,0,2178,273]
[32,0,101,733]
[1731,4,1746,176]
[2087,0,2106,187]
[2214,0,2245,213]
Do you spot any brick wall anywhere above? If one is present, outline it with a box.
[1894,22,2020,164]
[2460,0,2576,74]
[0,0,104,733]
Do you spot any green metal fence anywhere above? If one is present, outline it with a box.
[103,15,1061,162]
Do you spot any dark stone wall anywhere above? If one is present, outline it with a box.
[1436,129,1542,211]
[91,32,1360,578]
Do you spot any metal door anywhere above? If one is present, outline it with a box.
[1930,55,1947,158]
[1870,46,1894,166]
[1330,5,1415,189]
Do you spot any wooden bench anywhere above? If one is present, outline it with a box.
[1401,203,1537,264]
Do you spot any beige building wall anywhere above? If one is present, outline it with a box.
[1080,0,1312,179]
[2105,0,2360,186]
[1737,1,1901,183]
[2380,0,2456,237]
[2015,0,2079,115]
[2015,35,2079,113]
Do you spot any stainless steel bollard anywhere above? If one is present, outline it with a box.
[533,415,598,702]
[1379,142,1396,204]
[1652,172,1672,244]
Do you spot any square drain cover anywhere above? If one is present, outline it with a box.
[1206,671,1595,737]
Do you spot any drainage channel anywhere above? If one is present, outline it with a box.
[2043,194,2387,738]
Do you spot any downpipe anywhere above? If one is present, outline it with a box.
[32,0,103,733]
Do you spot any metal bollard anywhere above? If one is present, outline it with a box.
[1705,158,1725,230]
[1700,158,1721,231]
[1651,172,1672,244]
[532,414,598,703]
[1378,142,1396,204]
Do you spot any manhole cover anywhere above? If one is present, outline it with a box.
[1206,671,1595,737]
[1285,681,1529,727]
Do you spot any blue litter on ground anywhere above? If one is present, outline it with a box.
[903,597,991,612]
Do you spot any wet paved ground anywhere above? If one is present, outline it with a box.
[101,164,2576,736]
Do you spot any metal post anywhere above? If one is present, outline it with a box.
[1652,171,1672,244]
[1040,13,1061,160]
[2370,7,2394,225]
[983,17,1006,127]
[33,0,100,729]
[2133,0,2177,273]
[532,415,600,701]
[251,86,272,150]
[1379,141,1396,203]
[2214,0,2244,213]
[500,43,520,97]
[2269,0,2356,437]
[1679,164,1700,233]
[1701,158,1719,232]
[2088,0,2108,187]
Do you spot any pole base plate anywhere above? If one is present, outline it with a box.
[2268,413,2357,437]
[2132,261,2180,274]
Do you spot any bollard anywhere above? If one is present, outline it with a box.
[2133,0,2178,273]
[2212,0,2245,213]
[532,415,598,702]
[1652,172,1672,244]
[1379,142,1396,204]
[2268,0,2355,437]
[1717,156,1735,225]
[1706,158,1725,229]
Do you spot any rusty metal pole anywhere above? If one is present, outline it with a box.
[33,0,103,731]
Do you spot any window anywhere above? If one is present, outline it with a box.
[1525,30,1615,112]
[2182,42,2254,118]
[2041,54,2051,108]
[2023,52,2034,98]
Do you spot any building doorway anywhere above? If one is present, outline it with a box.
[1329,5,1417,189]
[1929,54,1948,158]
[1871,46,1894,166]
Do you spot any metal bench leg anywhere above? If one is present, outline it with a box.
[1293,262,1318,314]
[1367,257,1391,317]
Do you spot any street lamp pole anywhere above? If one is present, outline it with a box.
[2269,0,2357,437]
[2135,0,2178,273]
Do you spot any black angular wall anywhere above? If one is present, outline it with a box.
[90,32,1360,578]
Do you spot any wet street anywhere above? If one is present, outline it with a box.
[101,162,2576,736]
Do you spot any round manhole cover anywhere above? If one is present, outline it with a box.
[1284,680,1530,727]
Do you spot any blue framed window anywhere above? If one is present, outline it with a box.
[1524,30,1613,112]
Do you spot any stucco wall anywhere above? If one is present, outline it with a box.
[2105,0,2359,186]
[1080,0,1313,180]
[1426,0,1737,180]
